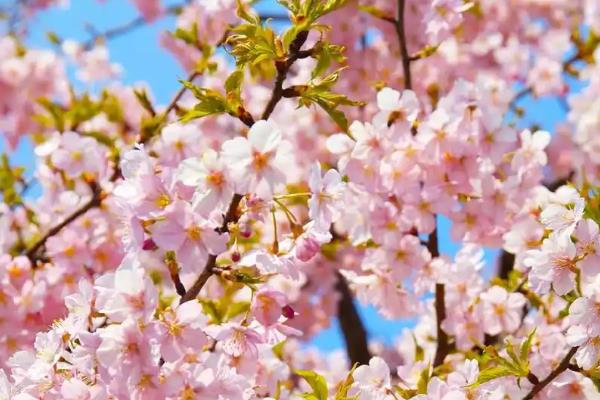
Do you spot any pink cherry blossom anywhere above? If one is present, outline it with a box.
[524,233,578,296]
[479,286,526,336]
[221,120,292,199]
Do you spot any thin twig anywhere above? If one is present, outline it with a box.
[508,87,532,113]
[523,347,578,399]
[160,71,201,122]
[83,1,191,50]
[25,181,103,265]
[180,194,244,303]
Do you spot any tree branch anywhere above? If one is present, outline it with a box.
[262,30,309,120]
[427,221,449,368]
[497,250,515,280]
[335,271,371,366]
[83,1,192,50]
[523,347,578,399]
[179,31,312,302]
[180,194,244,303]
[25,181,103,265]
[394,0,412,90]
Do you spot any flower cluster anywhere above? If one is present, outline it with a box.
[1,0,600,399]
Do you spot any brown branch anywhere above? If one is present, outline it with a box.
[83,2,192,50]
[523,347,578,399]
[508,87,532,113]
[497,250,515,280]
[394,0,412,90]
[161,70,201,121]
[179,31,313,302]
[180,194,243,303]
[335,271,371,366]
[25,181,103,265]
[259,13,290,22]
[427,222,449,368]
[261,30,309,120]
[170,271,187,297]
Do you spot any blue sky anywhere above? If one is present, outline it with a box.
[0,0,576,351]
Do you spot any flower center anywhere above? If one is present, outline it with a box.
[252,151,270,172]
[552,256,577,273]
[206,171,224,188]
[155,193,171,209]
[187,225,202,241]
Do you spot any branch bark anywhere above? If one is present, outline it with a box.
[25,181,103,265]
[523,347,578,399]
[83,1,192,50]
[335,271,371,366]
[180,30,312,302]
[394,0,412,90]
[427,222,449,368]
[180,194,243,303]
[261,30,309,120]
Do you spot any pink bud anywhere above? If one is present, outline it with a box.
[241,228,252,238]
[282,305,295,319]
[142,238,158,251]
[295,235,320,262]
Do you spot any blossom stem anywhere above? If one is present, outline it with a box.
[523,347,578,400]
[273,192,312,199]
[273,198,297,224]
[271,209,279,254]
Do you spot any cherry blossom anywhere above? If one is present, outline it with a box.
[2,0,600,398]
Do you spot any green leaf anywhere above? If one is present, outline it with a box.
[519,328,536,363]
[224,301,250,320]
[178,80,229,123]
[334,363,358,400]
[272,340,286,360]
[292,69,364,132]
[316,99,350,131]
[416,366,430,394]
[394,386,418,399]
[46,31,62,45]
[279,0,349,26]
[139,115,165,142]
[295,370,329,400]
[225,69,244,95]
[504,338,522,372]
[172,23,200,48]
[469,366,515,388]
[37,97,65,132]
[133,89,156,116]
[311,42,345,79]
[200,300,223,324]
[236,0,261,24]
[412,334,425,362]
[228,21,280,68]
